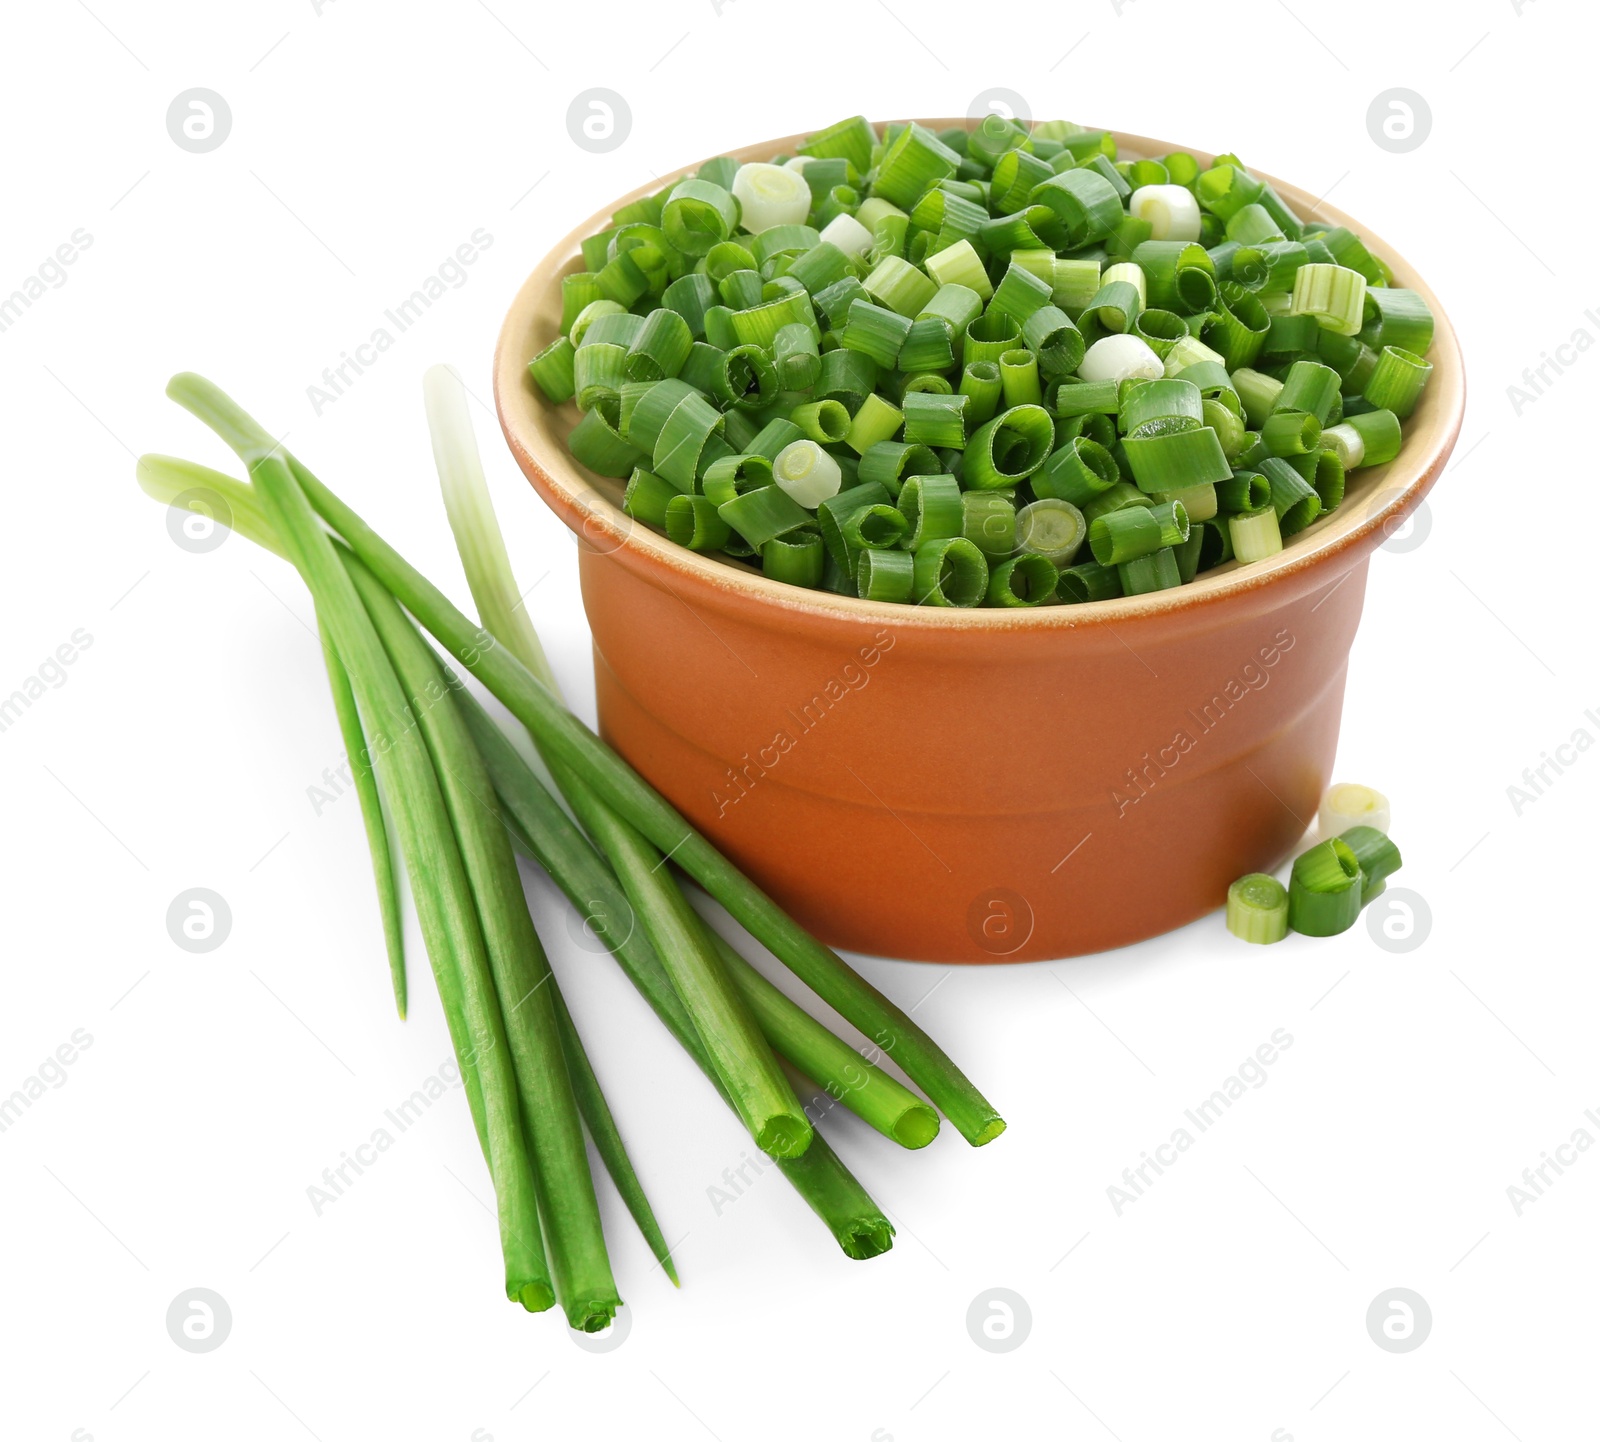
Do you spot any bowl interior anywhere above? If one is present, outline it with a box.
[494,122,1464,627]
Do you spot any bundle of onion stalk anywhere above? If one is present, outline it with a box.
[136,370,1002,1331]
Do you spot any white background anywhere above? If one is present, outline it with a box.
[2,2,1595,1439]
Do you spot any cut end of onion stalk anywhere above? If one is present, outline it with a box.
[838,1217,897,1261]
[731,162,812,233]
[773,438,843,508]
[893,1104,942,1150]
[515,1280,558,1313]
[568,1296,624,1332]
[1319,781,1390,839]
[759,1112,815,1158]
[1128,183,1202,242]
[972,1116,1008,1146]
[1079,333,1164,385]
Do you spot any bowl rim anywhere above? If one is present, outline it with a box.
[494,120,1465,632]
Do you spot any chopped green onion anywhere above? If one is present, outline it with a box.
[1273,359,1342,425]
[1116,545,1182,594]
[1289,262,1367,336]
[964,404,1054,489]
[856,545,915,602]
[913,535,988,607]
[1228,504,1283,564]
[903,391,968,449]
[665,492,733,552]
[1080,334,1163,384]
[1058,560,1122,603]
[761,529,826,587]
[924,238,993,299]
[719,484,813,547]
[1362,287,1434,354]
[1259,456,1321,535]
[1288,837,1363,937]
[898,472,964,546]
[1262,409,1322,457]
[662,178,739,255]
[1319,782,1391,839]
[1338,824,1402,905]
[1016,497,1087,566]
[1216,470,1271,513]
[986,551,1060,606]
[1226,873,1289,944]
[528,336,578,403]
[1122,420,1232,494]
[961,491,1019,556]
[999,348,1042,408]
[732,162,813,233]
[1033,435,1119,506]
[1128,183,1202,241]
[1154,481,1218,522]
[959,360,1004,426]
[1089,499,1188,566]
[1363,345,1433,418]
[844,393,904,454]
[772,438,843,507]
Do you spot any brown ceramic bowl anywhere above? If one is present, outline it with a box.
[493,123,1464,964]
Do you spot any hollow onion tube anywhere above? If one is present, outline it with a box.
[1033,436,1119,506]
[902,391,968,449]
[662,178,739,255]
[762,530,826,588]
[169,374,1004,1148]
[1058,561,1122,603]
[1289,263,1366,336]
[1117,546,1182,595]
[961,492,1018,556]
[719,485,813,548]
[1017,498,1086,567]
[818,482,891,567]
[773,439,843,507]
[732,162,812,233]
[1259,457,1322,535]
[986,552,1061,607]
[1363,346,1433,418]
[1229,504,1283,564]
[1089,500,1188,565]
[964,404,1054,489]
[898,472,963,546]
[1288,837,1364,936]
[857,439,938,498]
[845,394,904,455]
[1227,874,1289,944]
[1131,308,1188,360]
[913,536,988,607]
[856,546,915,602]
[959,361,1003,426]
[1203,285,1270,370]
[1339,825,1402,905]
[999,349,1042,408]
[1362,287,1434,354]
[1216,471,1271,513]
[1122,420,1232,494]
[1319,782,1391,839]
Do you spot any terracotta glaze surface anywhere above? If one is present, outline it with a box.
[494,123,1465,962]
